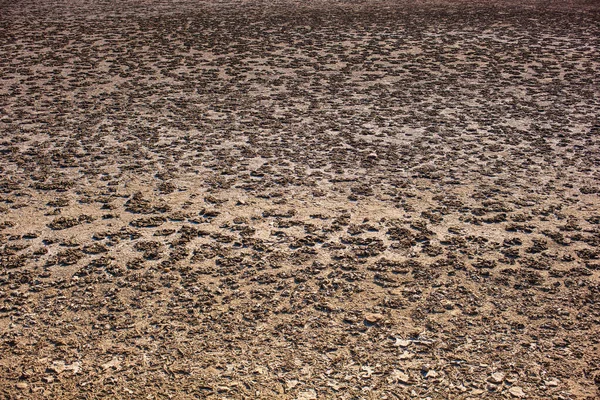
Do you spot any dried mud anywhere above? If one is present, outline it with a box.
[0,0,599,399]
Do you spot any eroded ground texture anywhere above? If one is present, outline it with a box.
[0,0,599,398]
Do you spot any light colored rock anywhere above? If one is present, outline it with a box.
[50,360,81,374]
[391,369,410,384]
[253,365,268,375]
[489,372,505,384]
[425,370,438,379]
[50,361,66,374]
[361,365,374,378]
[296,389,317,400]
[544,378,559,387]
[16,382,28,390]
[101,357,121,371]
[364,313,383,324]
[69,361,82,374]
[286,380,299,390]
[509,386,526,397]
[394,338,411,347]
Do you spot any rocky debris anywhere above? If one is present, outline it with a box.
[0,0,598,398]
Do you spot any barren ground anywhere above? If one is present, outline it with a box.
[0,0,599,399]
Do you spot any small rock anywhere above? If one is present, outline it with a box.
[50,361,66,374]
[50,360,81,374]
[43,376,54,383]
[101,357,121,371]
[425,370,438,379]
[399,351,414,360]
[364,313,383,324]
[509,386,526,398]
[361,365,374,378]
[394,338,411,347]
[489,372,505,384]
[16,382,28,390]
[286,380,299,390]
[544,379,559,387]
[296,389,317,400]
[487,383,498,391]
[391,369,410,384]
[70,361,82,374]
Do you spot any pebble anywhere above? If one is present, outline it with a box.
[425,370,438,379]
[394,338,411,347]
[296,389,317,400]
[489,372,505,383]
[486,383,498,391]
[16,382,28,390]
[391,369,411,384]
[101,357,121,371]
[509,386,526,398]
[286,380,299,390]
[544,378,559,387]
[364,313,383,324]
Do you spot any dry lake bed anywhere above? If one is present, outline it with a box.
[0,0,599,398]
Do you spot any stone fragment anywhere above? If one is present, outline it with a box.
[296,389,317,400]
[489,372,505,384]
[101,357,121,371]
[391,369,410,384]
[286,380,299,390]
[394,338,411,347]
[364,313,383,324]
[509,386,526,397]
[425,370,438,379]
[544,378,559,387]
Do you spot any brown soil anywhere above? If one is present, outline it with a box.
[1,0,599,399]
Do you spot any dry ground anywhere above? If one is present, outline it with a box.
[0,0,599,398]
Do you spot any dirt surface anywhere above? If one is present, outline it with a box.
[1,0,599,398]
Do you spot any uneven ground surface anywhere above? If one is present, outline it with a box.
[1,0,599,398]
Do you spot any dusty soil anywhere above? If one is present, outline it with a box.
[1,0,599,398]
